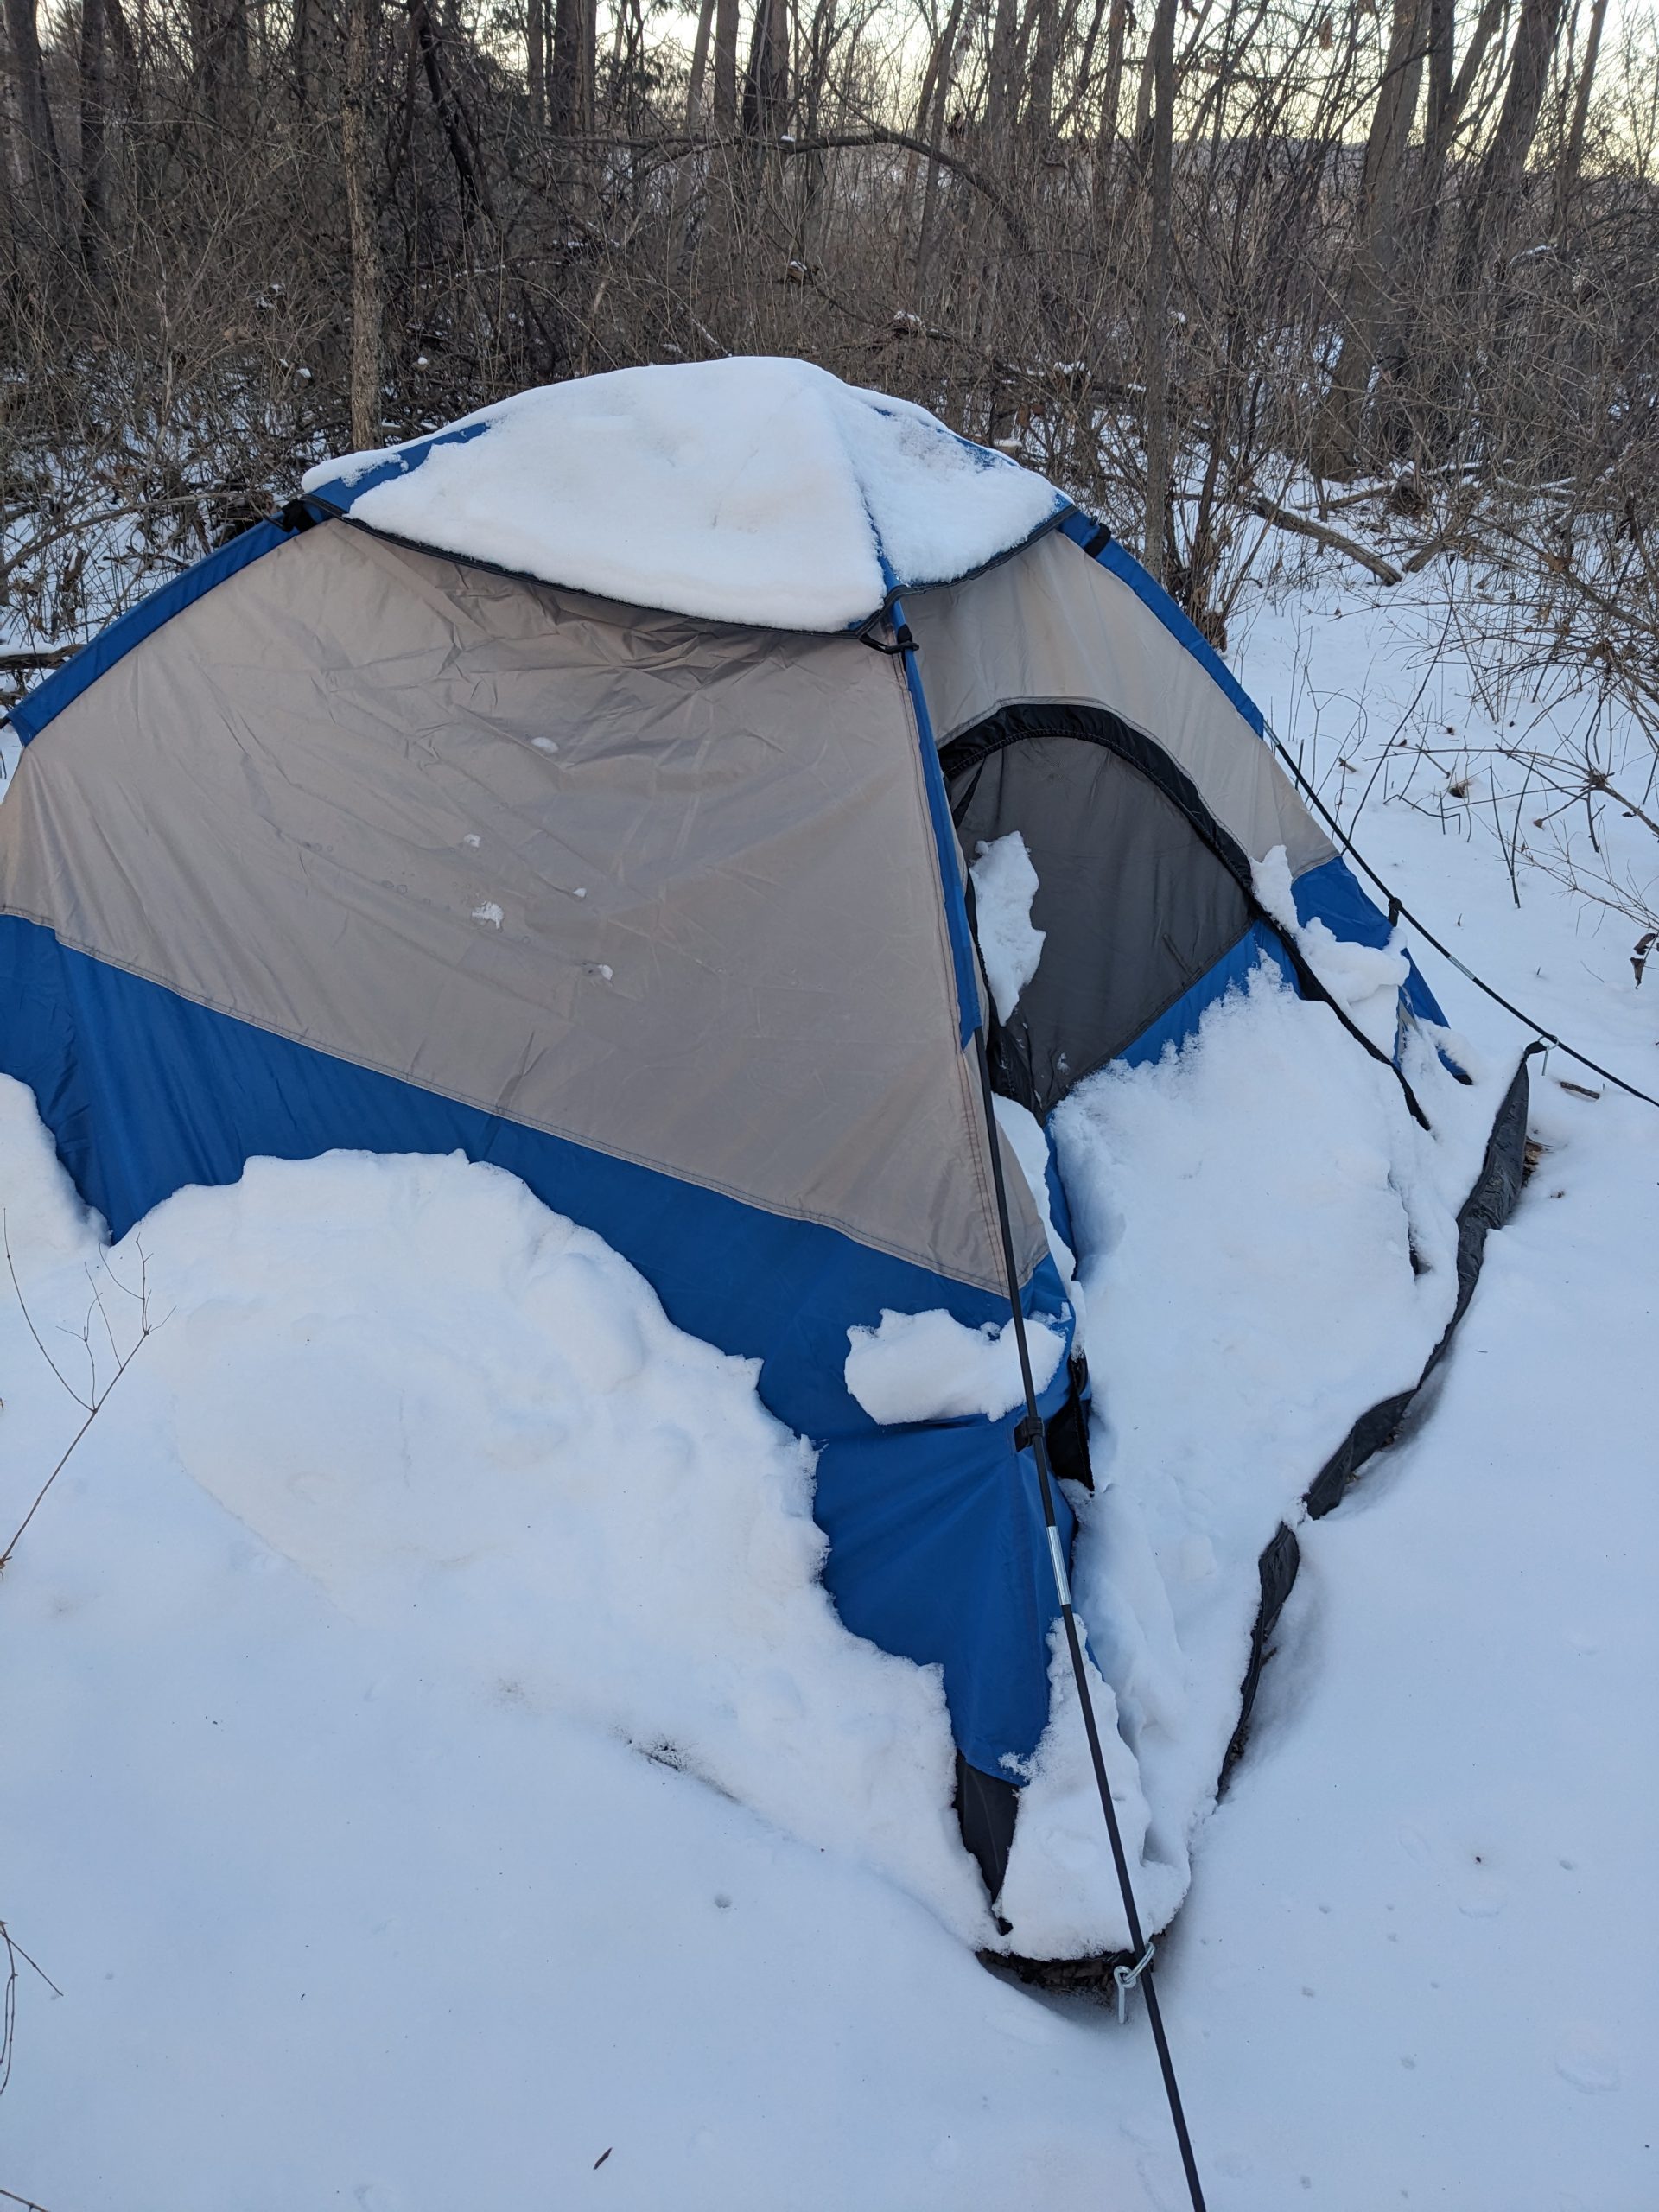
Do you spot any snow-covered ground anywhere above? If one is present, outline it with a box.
[2,568,1656,2209]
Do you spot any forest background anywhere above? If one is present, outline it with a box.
[3,0,1658,932]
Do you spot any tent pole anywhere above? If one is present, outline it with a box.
[891,589,1204,2209]
[968,1027,1209,2212]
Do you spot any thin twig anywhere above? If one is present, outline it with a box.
[3,1221,90,1412]
[0,1245,162,1571]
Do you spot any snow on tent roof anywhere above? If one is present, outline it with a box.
[299,357,1070,631]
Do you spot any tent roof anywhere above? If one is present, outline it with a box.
[299,359,1069,632]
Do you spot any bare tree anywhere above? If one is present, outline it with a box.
[1141,0,1177,582]
[342,0,385,447]
[0,0,1650,700]
[1312,0,1432,480]
[3,0,67,236]
[1558,0,1609,209]
[711,0,739,131]
[1459,0,1572,278]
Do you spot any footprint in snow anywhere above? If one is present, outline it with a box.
[1456,1880,1506,1918]
[1554,2028,1621,2094]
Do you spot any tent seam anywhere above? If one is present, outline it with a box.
[0,906,1014,1299]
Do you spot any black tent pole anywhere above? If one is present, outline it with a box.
[969,1027,1209,2212]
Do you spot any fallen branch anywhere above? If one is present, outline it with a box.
[1400,531,1472,575]
[1245,498,1404,584]
[0,650,76,676]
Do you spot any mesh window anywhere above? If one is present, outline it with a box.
[944,710,1253,1116]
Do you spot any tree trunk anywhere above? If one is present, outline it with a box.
[1558,0,1607,207]
[1459,0,1570,279]
[103,0,139,118]
[189,0,249,130]
[78,0,109,272]
[1068,0,1111,130]
[1141,0,1176,583]
[742,0,788,138]
[683,0,715,124]
[1423,0,1501,172]
[1425,0,1454,153]
[527,0,545,127]
[983,0,1019,152]
[343,0,385,448]
[1312,0,1432,480]
[899,8,951,249]
[1090,0,1129,215]
[711,0,738,131]
[407,0,490,217]
[912,0,968,289]
[289,0,317,105]
[1026,0,1058,143]
[549,0,579,129]
[4,0,67,236]
[549,0,592,133]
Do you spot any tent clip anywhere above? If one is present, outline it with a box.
[1114,1939,1156,2024]
[1013,1412,1043,1452]
[856,612,916,657]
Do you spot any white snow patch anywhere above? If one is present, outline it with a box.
[995,1630,1187,1953]
[0,1120,991,1954]
[970,831,1046,1022]
[844,1306,1066,1426]
[1253,842,1411,1052]
[992,1091,1084,1332]
[301,359,1065,631]
[470,900,504,927]
[995,958,1507,1958]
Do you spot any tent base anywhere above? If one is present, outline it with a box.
[963,1049,1535,1983]
[1218,1046,1535,1777]
[978,1942,1139,1998]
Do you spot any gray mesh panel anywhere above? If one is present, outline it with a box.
[952,732,1252,1115]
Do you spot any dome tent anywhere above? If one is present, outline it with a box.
[0,359,1525,1967]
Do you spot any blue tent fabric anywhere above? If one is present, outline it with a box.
[1291,853,1448,1027]
[0,908,1073,1776]
[302,418,492,516]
